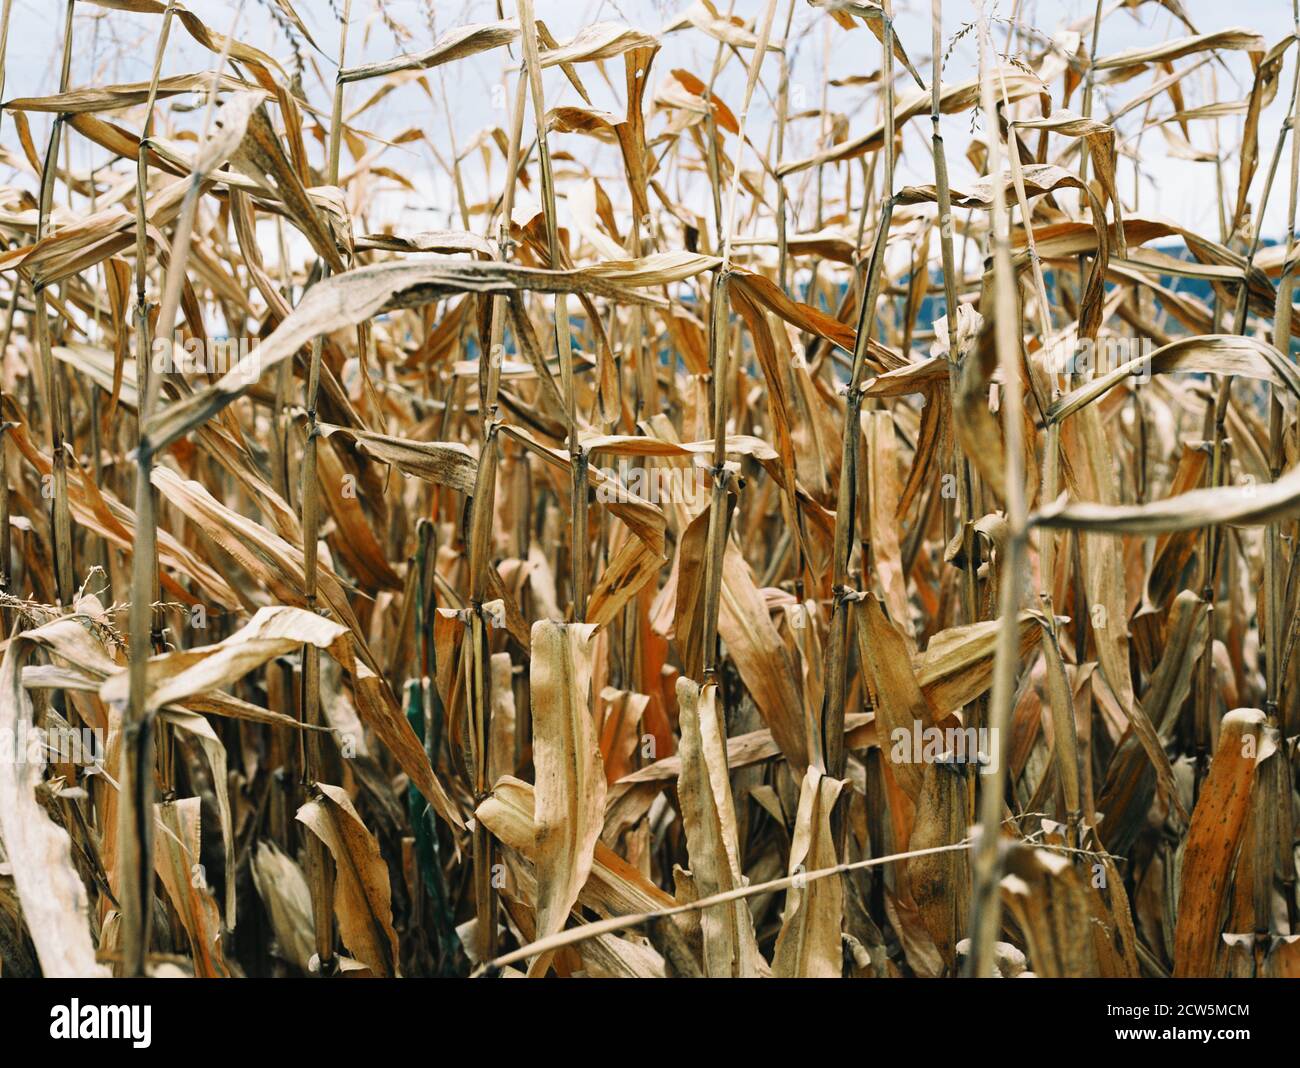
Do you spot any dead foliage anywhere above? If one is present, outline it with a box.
[0,0,1296,980]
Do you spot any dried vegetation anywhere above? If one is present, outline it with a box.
[0,0,1297,979]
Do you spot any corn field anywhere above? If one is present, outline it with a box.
[0,0,1297,983]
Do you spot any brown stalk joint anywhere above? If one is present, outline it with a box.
[122,708,158,743]
[497,227,515,260]
[708,462,732,490]
[831,584,864,607]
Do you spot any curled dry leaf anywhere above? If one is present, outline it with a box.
[675,678,765,978]
[529,621,606,976]
[0,626,109,977]
[296,783,401,978]
[2,0,1296,987]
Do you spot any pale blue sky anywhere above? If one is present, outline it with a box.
[3,1,1297,244]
